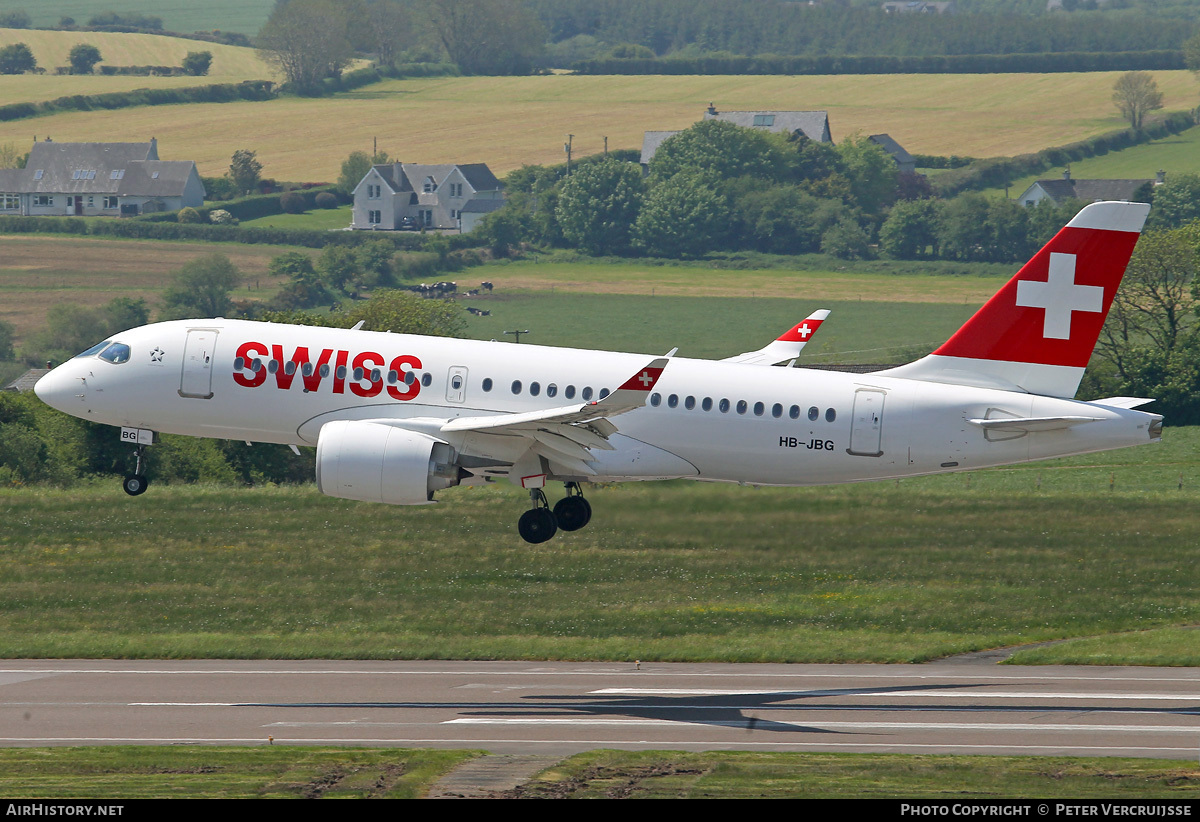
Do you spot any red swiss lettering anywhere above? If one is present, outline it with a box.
[350,351,384,397]
[387,355,423,401]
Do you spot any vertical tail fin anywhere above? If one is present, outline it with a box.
[876,201,1150,398]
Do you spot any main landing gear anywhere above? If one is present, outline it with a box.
[122,444,150,497]
[517,482,593,544]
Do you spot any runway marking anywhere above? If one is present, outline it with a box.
[446,718,1200,733]
[591,689,1200,701]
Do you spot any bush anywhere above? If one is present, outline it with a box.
[314,191,338,209]
[279,191,307,214]
[208,209,237,225]
[177,207,202,224]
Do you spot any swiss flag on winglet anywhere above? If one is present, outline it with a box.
[619,366,665,392]
[778,318,824,342]
[934,224,1141,368]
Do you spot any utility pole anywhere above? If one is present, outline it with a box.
[565,134,573,176]
[504,330,530,344]
[603,136,608,157]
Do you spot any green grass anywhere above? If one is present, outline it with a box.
[0,1,274,35]
[460,293,978,362]
[238,205,353,231]
[514,751,1200,799]
[0,746,481,799]
[2,427,1198,664]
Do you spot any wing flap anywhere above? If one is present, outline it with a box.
[967,415,1102,432]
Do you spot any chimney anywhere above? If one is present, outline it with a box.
[1062,168,1071,181]
[706,102,717,116]
[1156,169,1165,184]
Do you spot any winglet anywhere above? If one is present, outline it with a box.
[721,309,830,366]
[616,358,668,393]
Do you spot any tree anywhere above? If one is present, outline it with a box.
[228,149,263,195]
[648,119,781,183]
[0,10,31,28]
[338,150,389,197]
[834,134,899,216]
[0,143,25,169]
[820,217,873,261]
[339,289,465,337]
[0,43,36,75]
[555,158,645,255]
[427,0,546,75]
[159,254,242,320]
[879,198,942,259]
[268,251,333,310]
[0,319,14,361]
[1147,173,1200,230]
[633,170,730,258]
[257,0,353,94]
[316,245,362,296]
[181,51,213,76]
[1112,71,1163,130]
[68,43,102,75]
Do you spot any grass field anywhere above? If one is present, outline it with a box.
[0,27,276,92]
[0,746,480,798]
[0,1,274,36]
[1,425,1198,664]
[0,234,292,340]
[0,748,1197,798]
[1,71,1196,180]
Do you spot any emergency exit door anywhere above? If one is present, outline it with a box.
[179,328,217,399]
[847,388,885,457]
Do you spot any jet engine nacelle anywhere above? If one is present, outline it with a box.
[316,420,463,505]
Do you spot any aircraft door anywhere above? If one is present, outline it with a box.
[446,366,468,403]
[179,328,218,399]
[847,388,885,457]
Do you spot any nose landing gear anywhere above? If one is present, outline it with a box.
[122,444,150,497]
[517,483,593,543]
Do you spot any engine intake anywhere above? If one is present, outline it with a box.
[316,420,462,505]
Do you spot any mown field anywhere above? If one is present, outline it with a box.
[0,27,276,92]
[2,71,1197,180]
[0,1,274,36]
[2,425,1198,665]
[1,748,1197,799]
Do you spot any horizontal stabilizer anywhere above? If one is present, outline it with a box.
[1091,397,1156,410]
[967,415,1102,432]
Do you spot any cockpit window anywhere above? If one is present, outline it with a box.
[97,342,131,364]
[76,340,112,358]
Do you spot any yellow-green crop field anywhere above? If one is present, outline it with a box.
[1,62,1196,180]
[0,26,278,91]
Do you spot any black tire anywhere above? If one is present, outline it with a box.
[553,495,592,532]
[518,507,558,544]
[122,474,149,496]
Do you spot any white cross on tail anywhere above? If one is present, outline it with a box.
[1015,252,1104,340]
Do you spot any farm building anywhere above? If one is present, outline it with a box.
[640,104,833,168]
[351,162,502,232]
[1016,169,1160,207]
[0,138,204,217]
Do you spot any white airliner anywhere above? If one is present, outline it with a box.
[35,201,1160,543]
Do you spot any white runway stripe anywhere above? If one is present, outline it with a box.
[591,688,1200,701]
[446,718,1200,733]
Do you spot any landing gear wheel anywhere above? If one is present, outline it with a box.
[518,507,558,544]
[122,474,149,496]
[553,495,592,532]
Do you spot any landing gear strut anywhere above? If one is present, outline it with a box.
[122,445,150,497]
[518,488,557,544]
[552,482,592,532]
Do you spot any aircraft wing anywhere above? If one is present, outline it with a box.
[723,309,830,366]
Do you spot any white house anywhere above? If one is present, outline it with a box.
[351,162,502,231]
[1016,169,1160,208]
[0,138,205,217]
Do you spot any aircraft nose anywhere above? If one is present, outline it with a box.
[34,367,80,414]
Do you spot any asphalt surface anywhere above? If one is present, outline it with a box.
[1,660,1198,759]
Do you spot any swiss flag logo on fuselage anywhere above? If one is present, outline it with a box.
[935,226,1140,368]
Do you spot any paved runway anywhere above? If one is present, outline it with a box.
[1,660,1197,758]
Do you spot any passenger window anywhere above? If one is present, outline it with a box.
[268,360,279,374]
[736,400,748,415]
[599,387,610,399]
[582,387,593,400]
[685,395,695,410]
[667,394,679,408]
[719,398,730,413]
[808,406,819,421]
[753,401,764,416]
[530,382,541,396]
[422,373,432,386]
[565,385,576,399]
[772,403,783,418]
[650,393,661,407]
[388,370,398,384]
[404,371,416,385]
[702,397,713,412]
[482,378,493,392]
[826,408,837,422]
[789,405,800,419]
[512,380,522,394]
[547,383,558,397]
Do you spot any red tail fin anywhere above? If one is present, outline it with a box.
[878,201,1150,398]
